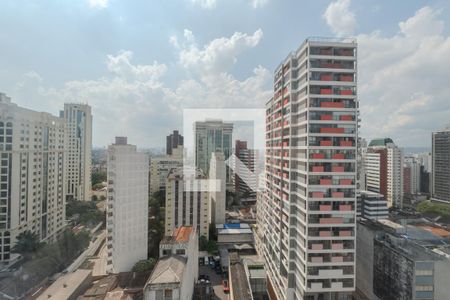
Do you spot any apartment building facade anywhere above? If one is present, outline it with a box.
[234,140,258,201]
[106,137,149,273]
[0,93,66,263]
[432,126,450,204]
[165,168,210,239]
[61,104,92,201]
[149,146,183,195]
[258,38,357,300]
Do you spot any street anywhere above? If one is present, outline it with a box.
[199,265,228,300]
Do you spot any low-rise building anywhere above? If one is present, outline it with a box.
[228,253,253,300]
[216,223,254,252]
[360,190,388,220]
[356,219,450,300]
[37,269,92,300]
[144,227,198,300]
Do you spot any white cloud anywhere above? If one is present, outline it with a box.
[176,29,263,76]
[251,0,268,8]
[358,6,450,146]
[87,0,109,9]
[399,6,444,38]
[191,0,217,9]
[323,0,356,36]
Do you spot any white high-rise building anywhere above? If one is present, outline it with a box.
[364,138,404,208]
[149,146,183,195]
[61,104,92,201]
[404,156,421,194]
[0,93,66,263]
[165,168,210,239]
[106,137,149,273]
[209,152,226,225]
[258,38,357,300]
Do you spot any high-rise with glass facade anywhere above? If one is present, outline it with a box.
[61,103,92,201]
[258,38,357,300]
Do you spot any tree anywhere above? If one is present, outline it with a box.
[12,231,43,256]
[199,235,218,253]
[132,258,156,273]
[91,170,107,187]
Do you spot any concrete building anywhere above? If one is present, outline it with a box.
[166,130,184,155]
[149,146,183,195]
[432,126,450,204]
[356,219,450,300]
[106,137,149,273]
[144,227,198,300]
[194,120,233,180]
[209,152,226,225]
[359,191,388,220]
[258,38,357,300]
[37,269,92,300]
[0,93,66,264]
[61,103,92,201]
[228,253,253,300]
[364,138,404,208]
[405,156,421,195]
[165,168,210,239]
[216,223,254,251]
[234,140,258,203]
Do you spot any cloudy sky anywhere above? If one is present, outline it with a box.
[1,0,449,148]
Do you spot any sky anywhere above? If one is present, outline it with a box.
[1,0,450,148]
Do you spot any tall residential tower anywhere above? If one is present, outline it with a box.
[61,104,92,201]
[432,126,450,203]
[258,38,357,300]
[0,93,66,263]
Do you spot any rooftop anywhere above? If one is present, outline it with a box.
[229,253,253,300]
[161,226,194,244]
[369,138,394,147]
[37,269,91,300]
[146,256,186,286]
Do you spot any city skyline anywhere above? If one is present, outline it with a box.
[1,0,450,147]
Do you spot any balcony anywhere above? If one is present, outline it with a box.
[331,243,344,250]
[339,204,352,211]
[339,141,353,147]
[340,90,353,95]
[319,231,332,237]
[320,179,332,185]
[312,153,325,159]
[319,205,332,211]
[339,115,353,121]
[339,179,353,185]
[320,127,345,134]
[339,231,352,237]
[332,192,345,198]
[320,89,333,95]
[320,114,333,120]
[339,75,353,82]
[332,153,345,159]
[311,244,324,250]
[320,140,333,146]
[320,74,333,81]
[311,256,324,263]
[312,166,325,172]
[312,192,324,198]
[320,217,343,224]
[320,102,344,108]
[332,166,345,172]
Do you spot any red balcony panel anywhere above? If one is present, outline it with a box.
[320,89,333,95]
[339,230,352,237]
[340,50,353,56]
[321,102,345,108]
[320,114,333,120]
[319,231,332,237]
[320,49,332,55]
[332,243,344,250]
[332,166,345,172]
[283,98,289,105]
[282,142,289,147]
[340,179,353,185]
[340,90,353,95]
[312,153,325,159]
[332,256,344,263]
[340,141,353,147]
[332,153,345,159]
[319,205,332,211]
[311,256,324,263]
[320,127,345,134]
[332,192,345,198]
[311,244,323,250]
[320,140,333,146]
[320,75,333,81]
[320,63,342,69]
[340,75,353,82]
[320,179,332,185]
[312,192,324,198]
[320,217,343,224]
[339,115,353,121]
[312,166,325,172]
[339,204,352,211]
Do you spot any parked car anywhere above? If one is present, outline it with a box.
[222,280,230,293]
